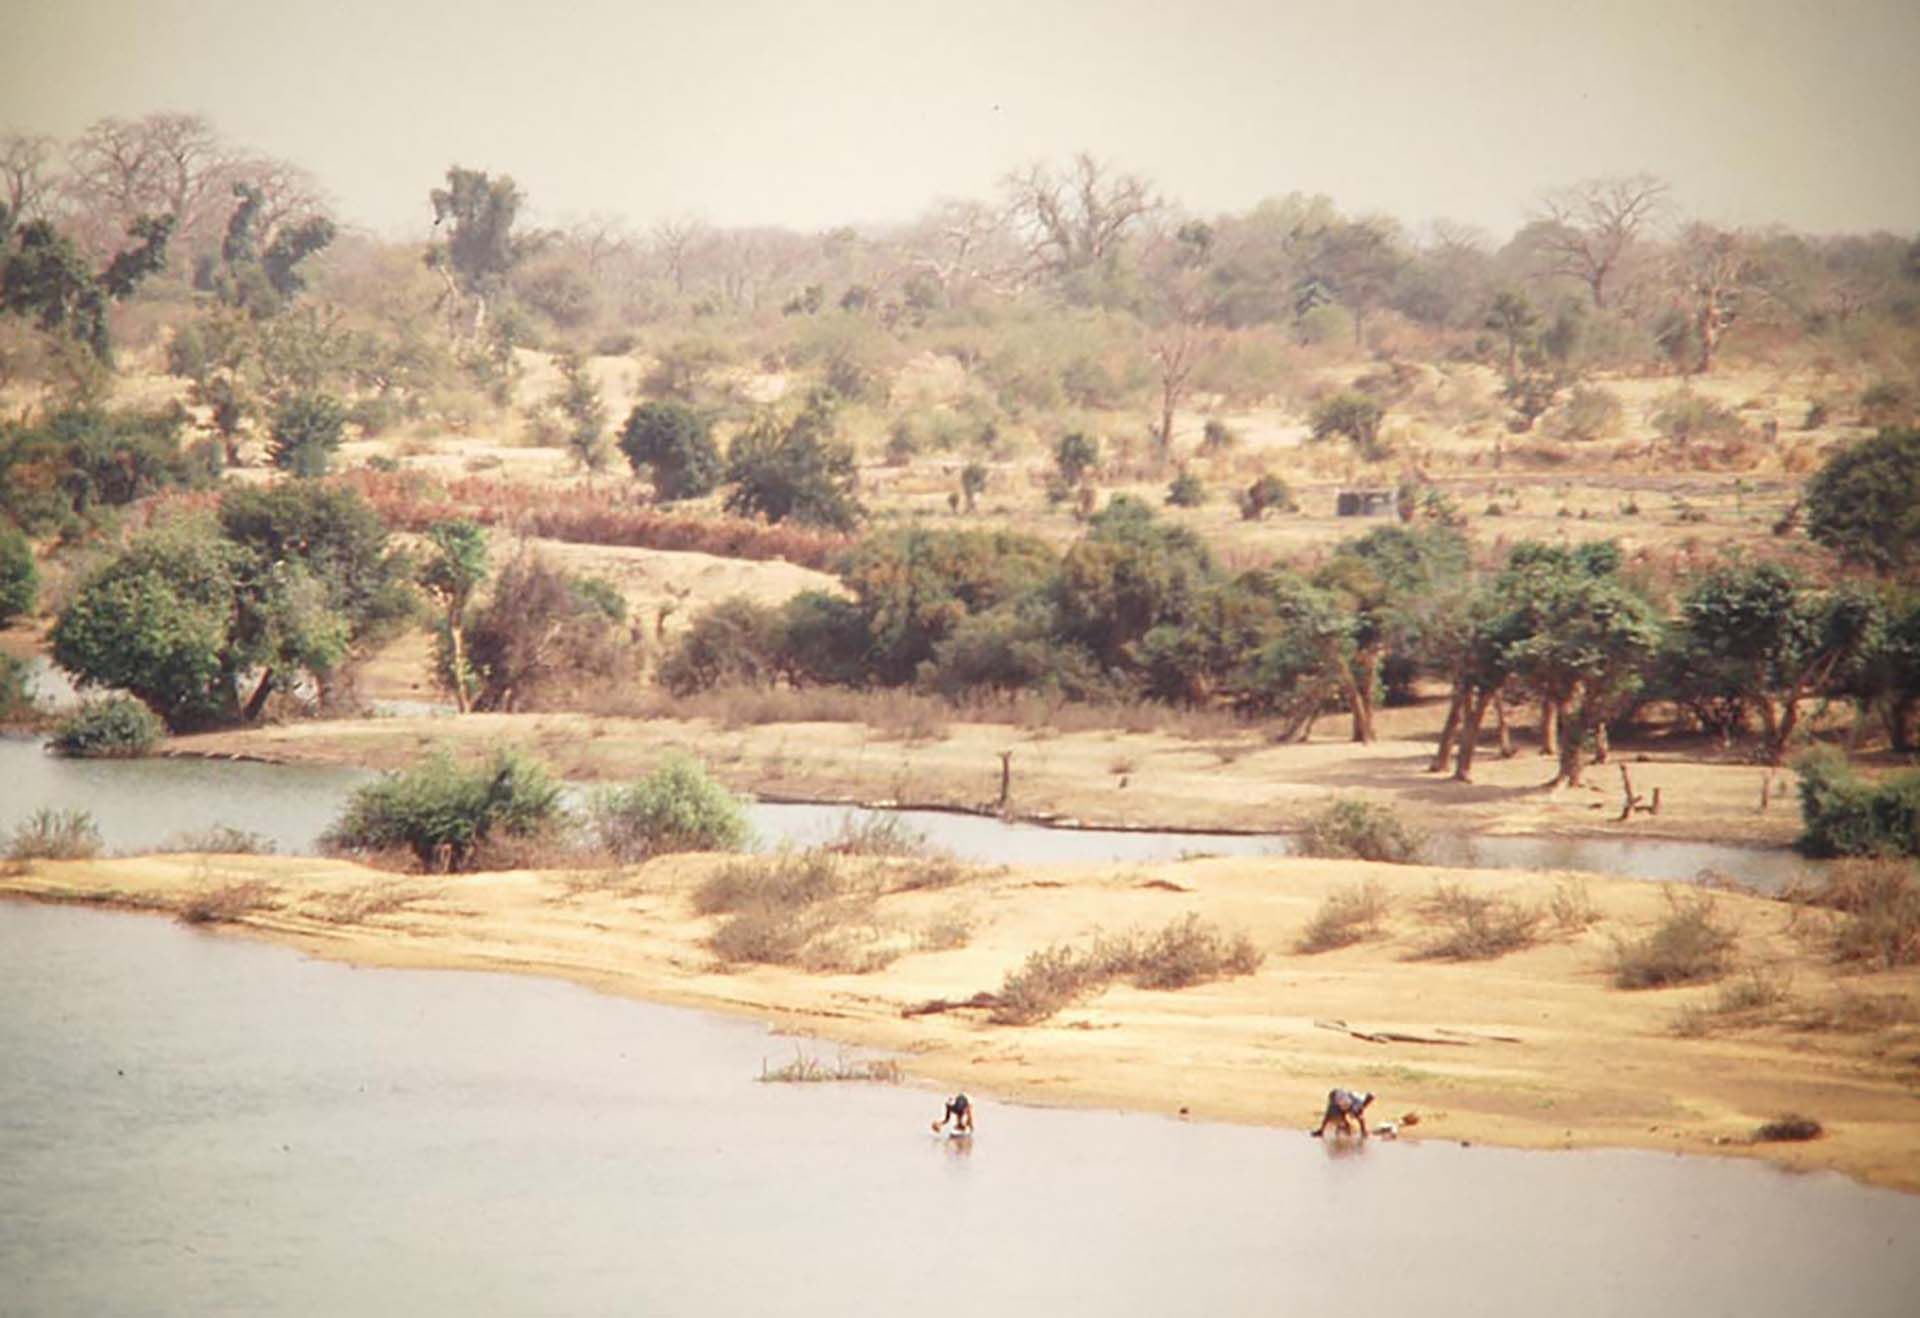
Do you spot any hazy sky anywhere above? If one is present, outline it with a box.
[4,0,1917,241]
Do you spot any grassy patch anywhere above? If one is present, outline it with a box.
[1294,881,1390,953]
[1671,964,1795,1037]
[162,825,275,854]
[7,808,102,861]
[1410,882,1543,961]
[1610,890,1738,989]
[697,849,969,972]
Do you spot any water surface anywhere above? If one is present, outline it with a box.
[2,902,1915,1317]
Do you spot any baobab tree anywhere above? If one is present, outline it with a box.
[1534,173,1669,310]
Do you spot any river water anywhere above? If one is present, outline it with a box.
[3,901,1916,1317]
[0,736,1822,892]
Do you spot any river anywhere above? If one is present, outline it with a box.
[0,735,1822,892]
[3,901,1916,1317]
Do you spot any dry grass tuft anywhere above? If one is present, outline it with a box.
[1294,881,1390,954]
[1410,882,1543,961]
[178,879,277,926]
[1610,890,1738,989]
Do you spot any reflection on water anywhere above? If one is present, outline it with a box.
[3,902,1916,1317]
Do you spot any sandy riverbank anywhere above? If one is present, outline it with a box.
[170,710,1811,848]
[7,845,1916,1193]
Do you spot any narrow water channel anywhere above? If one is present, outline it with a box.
[2,902,1914,1317]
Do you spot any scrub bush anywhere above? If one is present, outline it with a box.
[1295,882,1391,953]
[7,808,102,860]
[1295,798,1425,864]
[589,755,750,861]
[1610,891,1738,989]
[1411,883,1542,960]
[321,748,565,872]
[49,696,163,757]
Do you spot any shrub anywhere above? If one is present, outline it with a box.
[1548,876,1600,932]
[1166,470,1207,508]
[0,523,37,627]
[1549,384,1624,442]
[1651,391,1744,447]
[0,653,35,723]
[321,748,566,872]
[589,755,750,861]
[178,879,276,925]
[1200,418,1237,453]
[1787,859,1920,969]
[694,850,842,917]
[1411,883,1543,960]
[1794,748,1920,859]
[1309,392,1387,460]
[989,914,1261,1023]
[7,808,102,860]
[1295,798,1425,864]
[162,825,274,854]
[1295,882,1390,953]
[1610,891,1738,989]
[1238,473,1295,520]
[1753,1115,1822,1143]
[49,696,163,758]
[821,812,932,858]
[268,392,348,477]
[618,400,722,501]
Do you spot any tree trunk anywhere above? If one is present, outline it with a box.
[446,611,473,715]
[1593,720,1610,765]
[1454,689,1493,783]
[1540,697,1559,757]
[1345,653,1377,744]
[1429,685,1465,773]
[1494,692,1515,758]
[242,668,275,723]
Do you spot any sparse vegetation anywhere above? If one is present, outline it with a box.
[989,914,1261,1024]
[1295,798,1424,864]
[1411,882,1542,960]
[1295,881,1390,953]
[7,808,102,861]
[758,1047,903,1084]
[1785,859,1920,969]
[178,879,276,925]
[162,825,274,854]
[1610,890,1738,989]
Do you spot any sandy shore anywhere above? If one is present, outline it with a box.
[8,845,1917,1193]
[170,709,1811,848]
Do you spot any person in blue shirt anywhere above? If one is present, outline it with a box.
[1312,1088,1374,1138]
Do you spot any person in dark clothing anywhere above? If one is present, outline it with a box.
[1312,1088,1374,1138]
[932,1093,974,1134]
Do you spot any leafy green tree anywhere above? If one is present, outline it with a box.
[0,407,206,535]
[1053,431,1099,486]
[1,214,173,363]
[1308,392,1387,460]
[723,390,863,530]
[267,391,346,476]
[1051,496,1214,673]
[418,519,490,713]
[0,522,36,626]
[618,400,721,501]
[1673,563,1885,764]
[198,181,336,318]
[1484,289,1538,380]
[1493,542,1663,787]
[1804,428,1920,576]
[839,527,1058,685]
[50,519,246,729]
[427,166,524,340]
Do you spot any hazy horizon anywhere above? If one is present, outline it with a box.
[4,0,1917,243]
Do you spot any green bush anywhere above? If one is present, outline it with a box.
[1166,470,1207,508]
[0,524,37,626]
[0,653,35,723]
[589,755,750,861]
[1795,748,1920,859]
[50,696,163,757]
[268,392,348,477]
[321,748,565,872]
[7,808,102,860]
[1295,798,1425,864]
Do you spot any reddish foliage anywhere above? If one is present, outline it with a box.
[332,471,850,570]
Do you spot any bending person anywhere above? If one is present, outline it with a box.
[1312,1088,1375,1139]
[932,1093,974,1134]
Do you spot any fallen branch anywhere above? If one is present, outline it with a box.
[1314,1018,1472,1047]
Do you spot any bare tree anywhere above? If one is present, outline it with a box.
[0,133,57,232]
[650,215,708,296]
[1002,152,1157,283]
[62,113,236,260]
[1669,223,1763,374]
[1534,173,1670,309]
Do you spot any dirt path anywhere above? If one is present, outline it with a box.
[7,848,1915,1192]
